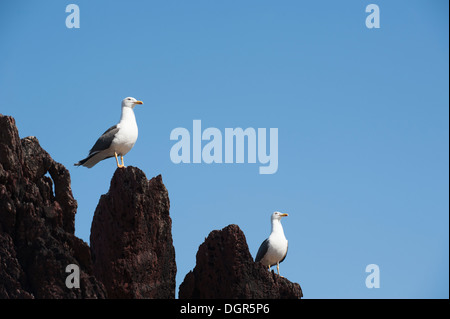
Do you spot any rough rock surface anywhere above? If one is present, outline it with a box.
[90,167,176,298]
[179,224,303,299]
[1,113,301,300]
[0,114,106,298]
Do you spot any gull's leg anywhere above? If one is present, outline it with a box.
[115,152,125,168]
[277,262,284,277]
[114,152,120,167]
[120,155,126,168]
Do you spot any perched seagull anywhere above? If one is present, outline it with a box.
[255,211,289,276]
[74,97,144,168]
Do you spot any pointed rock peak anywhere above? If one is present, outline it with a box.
[90,166,176,298]
[179,224,303,299]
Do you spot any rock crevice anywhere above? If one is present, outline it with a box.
[0,114,105,298]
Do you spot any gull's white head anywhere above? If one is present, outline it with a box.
[271,211,288,221]
[122,97,144,109]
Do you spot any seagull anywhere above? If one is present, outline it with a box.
[74,97,144,168]
[255,211,289,276]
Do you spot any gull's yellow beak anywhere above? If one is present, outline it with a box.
[280,213,288,217]
[134,100,144,105]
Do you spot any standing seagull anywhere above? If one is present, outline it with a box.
[255,212,289,276]
[74,97,144,168]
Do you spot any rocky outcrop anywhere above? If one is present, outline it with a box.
[90,167,176,298]
[0,114,106,298]
[178,224,303,299]
[0,114,177,299]
[1,113,302,299]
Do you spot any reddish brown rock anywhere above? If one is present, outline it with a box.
[90,167,176,299]
[1,113,301,300]
[0,114,106,298]
[179,224,303,299]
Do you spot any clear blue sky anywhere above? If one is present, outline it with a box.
[0,0,448,298]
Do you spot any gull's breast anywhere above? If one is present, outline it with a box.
[111,122,138,156]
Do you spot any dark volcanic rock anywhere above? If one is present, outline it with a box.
[90,167,176,299]
[0,114,106,298]
[1,113,302,300]
[179,224,303,299]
